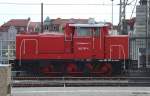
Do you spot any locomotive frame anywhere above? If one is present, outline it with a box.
[14,23,129,76]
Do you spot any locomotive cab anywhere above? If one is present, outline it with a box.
[69,23,108,59]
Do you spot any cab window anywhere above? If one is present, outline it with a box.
[76,27,92,36]
[94,28,100,37]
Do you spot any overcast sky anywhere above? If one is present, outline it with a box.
[0,0,139,25]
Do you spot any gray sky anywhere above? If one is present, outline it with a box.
[0,0,139,25]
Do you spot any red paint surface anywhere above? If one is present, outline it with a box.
[16,24,128,61]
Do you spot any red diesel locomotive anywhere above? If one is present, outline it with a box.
[15,23,129,76]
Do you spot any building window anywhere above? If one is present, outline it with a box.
[2,50,8,57]
[53,24,59,32]
[45,25,49,30]
[20,27,25,31]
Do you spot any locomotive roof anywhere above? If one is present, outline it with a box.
[69,23,108,27]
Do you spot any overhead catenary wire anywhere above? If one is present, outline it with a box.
[0,2,137,6]
[0,0,137,16]
[0,2,39,5]
[125,0,129,6]
[128,0,137,5]
[130,0,138,19]
[0,11,136,16]
[0,2,114,6]
[0,0,137,25]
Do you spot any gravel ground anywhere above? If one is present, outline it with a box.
[11,87,150,96]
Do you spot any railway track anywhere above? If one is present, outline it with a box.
[11,77,150,87]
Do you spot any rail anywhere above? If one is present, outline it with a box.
[11,77,150,87]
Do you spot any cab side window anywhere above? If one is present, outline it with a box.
[94,28,100,37]
[76,27,92,36]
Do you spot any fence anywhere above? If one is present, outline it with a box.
[129,36,150,69]
[0,40,15,64]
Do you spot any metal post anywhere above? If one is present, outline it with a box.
[146,0,149,67]
[123,0,126,21]
[122,0,126,35]
[0,40,3,63]
[41,3,43,33]
[118,0,126,34]
[119,0,122,25]
[111,0,114,26]
[8,43,10,65]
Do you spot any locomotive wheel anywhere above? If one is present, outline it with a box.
[66,63,81,76]
[86,63,112,76]
[85,63,93,76]
[98,63,112,76]
[41,64,54,76]
[86,63,93,71]
[91,63,112,76]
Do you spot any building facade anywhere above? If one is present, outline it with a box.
[0,26,17,64]
[130,0,150,68]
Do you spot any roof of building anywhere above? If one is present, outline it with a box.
[28,22,41,28]
[0,19,30,32]
[50,18,89,25]
[2,19,30,27]
[69,23,108,27]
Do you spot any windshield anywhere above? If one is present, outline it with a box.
[76,27,100,37]
[76,27,92,36]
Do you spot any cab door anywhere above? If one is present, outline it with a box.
[73,27,104,59]
[73,27,93,58]
[92,27,104,58]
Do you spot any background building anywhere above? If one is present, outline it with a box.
[0,26,17,64]
[0,17,113,64]
[130,0,150,68]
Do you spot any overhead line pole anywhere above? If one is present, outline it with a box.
[119,0,122,27]
[118,0,127,35]
[41,2,43,33]
[111,0,114,26]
